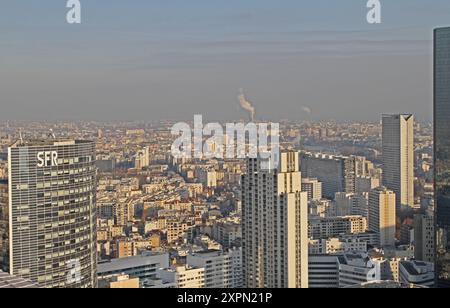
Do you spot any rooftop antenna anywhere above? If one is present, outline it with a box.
[19,129,24,144]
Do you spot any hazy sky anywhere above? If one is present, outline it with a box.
[1,0,449,122]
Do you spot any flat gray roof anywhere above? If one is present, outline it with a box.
[0,271,41,289]
[98,252,169,274]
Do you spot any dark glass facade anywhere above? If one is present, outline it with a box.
[435,27,450,287]
[0,179,8,272]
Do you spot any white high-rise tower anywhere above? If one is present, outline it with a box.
[242,151,308,288]
[382,114,414,208]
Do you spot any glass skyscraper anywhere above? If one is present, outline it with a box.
[8,139,97,288]
[0,179,8,272]
[435,27,450,287]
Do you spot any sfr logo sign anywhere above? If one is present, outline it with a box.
[37,151,58,167]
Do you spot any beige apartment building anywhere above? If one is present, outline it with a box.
[368,187,396,247]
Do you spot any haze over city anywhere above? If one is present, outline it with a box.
[2,0,450,122]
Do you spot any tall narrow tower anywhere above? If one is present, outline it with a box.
[0,179,8,272]
[434,26,450,288]
[242,151,308,288]
[382,114,414,209]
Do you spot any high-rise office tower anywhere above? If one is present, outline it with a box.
[382,114,414,209]
[8,139,97,288]
[414,214,435,263]
[435,27,450,287]
[0,179,8,271]
[242,151,308,288]
[368,187,396,247]
[300,152,356,199]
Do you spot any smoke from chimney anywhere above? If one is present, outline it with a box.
[301,106,312,116]
[238,89,256,122]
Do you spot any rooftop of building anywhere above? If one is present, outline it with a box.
[300,151,351,160]
[345,280,428,289]
[370,186,394,193]
[161,265,204,273]
[9,138,93,148]
[309,215,365,221]
[400,260,434,276]
[382,114,414,119]
[98,252,169,274]
[0,271,41,289]
[338,252,372,268]
[189,249,225,257]
[302,177,320,182]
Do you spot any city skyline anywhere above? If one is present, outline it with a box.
[0,111,437,289]
[1,2,449,292]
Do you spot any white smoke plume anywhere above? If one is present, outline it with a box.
[238,88,256,122]
[301,106,312,116]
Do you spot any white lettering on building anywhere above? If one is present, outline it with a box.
[37,151,58,167]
